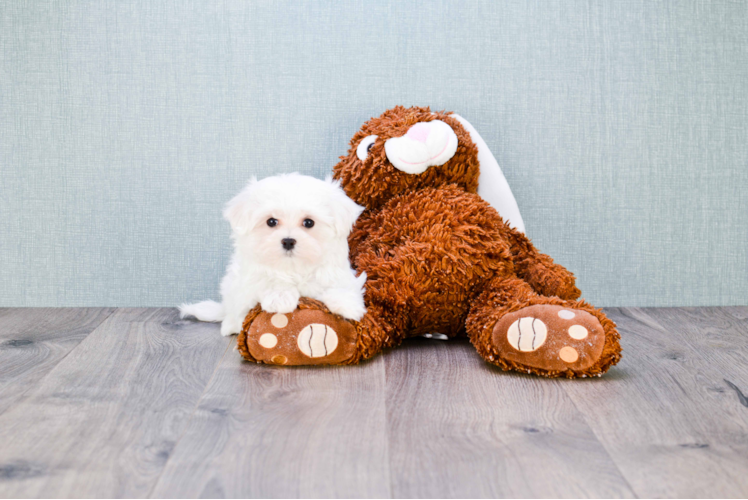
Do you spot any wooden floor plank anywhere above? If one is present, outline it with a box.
[561,307,748,498]
[724,306,748,321]
[0,308,230,498]
[646,307,748,384]
[151,349,390,498]
[384,337,635,498]
[0,308,115,416]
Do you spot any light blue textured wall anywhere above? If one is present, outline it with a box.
[1,0,747,307]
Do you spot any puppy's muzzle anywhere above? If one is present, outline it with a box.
[281,238,296,251]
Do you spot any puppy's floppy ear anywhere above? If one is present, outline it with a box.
[223,177,260,235]
[325,176,365,237]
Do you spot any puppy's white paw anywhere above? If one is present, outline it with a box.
[323,291,367,321]
[331,302,366,321]
[220,318,242,337]
[261,289,300,314]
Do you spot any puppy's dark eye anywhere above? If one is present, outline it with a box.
[267,218,278,227]
[302,219,315,229]
[367,143,374,152]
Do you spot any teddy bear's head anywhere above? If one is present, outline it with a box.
[333,106,480,210]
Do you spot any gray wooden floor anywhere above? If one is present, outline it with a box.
[0,307,747,498]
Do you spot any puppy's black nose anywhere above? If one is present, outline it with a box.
[281,238,296,251]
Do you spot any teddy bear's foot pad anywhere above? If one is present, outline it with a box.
[492,305,605,373]
[240,309,357,365]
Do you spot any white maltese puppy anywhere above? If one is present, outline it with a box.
[180,173,367,336]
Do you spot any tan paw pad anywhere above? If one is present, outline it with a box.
[559,346,579,363]
[259,333,278,348]
[558,309,576,320]
[270,313,289,328]
[568,324,588,340]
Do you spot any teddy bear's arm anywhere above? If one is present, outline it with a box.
[504,225,582,301]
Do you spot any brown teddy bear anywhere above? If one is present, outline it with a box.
[238,106,622,378]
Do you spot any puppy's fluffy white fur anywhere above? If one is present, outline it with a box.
[179,173,366,336]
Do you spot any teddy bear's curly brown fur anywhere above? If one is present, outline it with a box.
[238,106,622,378]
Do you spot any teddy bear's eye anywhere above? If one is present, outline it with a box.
[356,135,378,161]
[302,218,315,228]
[267,218,278,227]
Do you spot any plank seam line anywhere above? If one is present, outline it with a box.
[381,353,397,499]
[0,307,117,419]
[558,307,640,499]
[147,334,234,498]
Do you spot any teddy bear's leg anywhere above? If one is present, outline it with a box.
[236,298,396,366]
[465,276,621,378]
[505,227,582,301]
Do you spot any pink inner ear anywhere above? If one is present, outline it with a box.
[405,122,431,143]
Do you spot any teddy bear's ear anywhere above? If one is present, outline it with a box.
[325,176,365,237]
[450,114,526,233]
[223,177,260,236]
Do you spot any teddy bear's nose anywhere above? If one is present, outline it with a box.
[384,119,459,175]
[281,238,296,250]
[405,122,431,143]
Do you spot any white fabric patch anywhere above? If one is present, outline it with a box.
[422,333,449,340]
[384,120,458,174]
[450,114,526,233]
[507,317,547,352]
[297,323,338,358]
